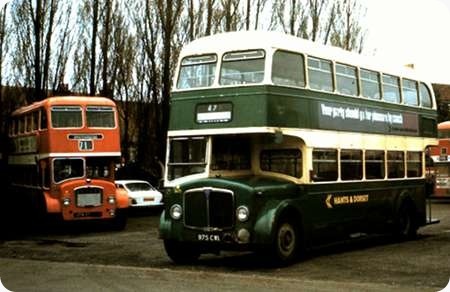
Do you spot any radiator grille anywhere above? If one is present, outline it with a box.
[184,188,234,229]
[75,187,103,207]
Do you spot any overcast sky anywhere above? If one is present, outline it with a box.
[1,0,450,84]
[360,0,450,84]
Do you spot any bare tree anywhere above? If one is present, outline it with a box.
[156,0,183,156]
[205,0,216,35]
[330,0,366,52]
[100,0,112,97]
[184,0,205,42]
[216,0,241,32]
[10,0,64,102]
[0,3,9,94]
[0,3,10,135]
[271,0,308,37]
[253,0,268,30]
[51,3,73,93]
[89,0,99,96]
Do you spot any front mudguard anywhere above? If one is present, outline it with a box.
[252,199,295,245]
[159,210,172,239]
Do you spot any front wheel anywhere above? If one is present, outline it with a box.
[109,209,128,230]
[271,220,300,265]
[163,240,200,264]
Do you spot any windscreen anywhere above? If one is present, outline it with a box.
[167,137,207,180]
[53,158,84,183]
[177,54,217,89]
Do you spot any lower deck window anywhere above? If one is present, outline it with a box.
[407,151,422,177]
[312,149,338,181]
[387,151,405,178]
[365,150,385,179]
[211,135,251,171]
[260,149,302,178]
[341,150,362,180]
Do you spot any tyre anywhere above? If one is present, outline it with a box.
[271,219,300,265]
[395,201,418,240]
[110,209,128,230]
[163,239,200,264]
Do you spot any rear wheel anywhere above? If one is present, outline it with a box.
[395,201,418,240]
[163,240,200,264]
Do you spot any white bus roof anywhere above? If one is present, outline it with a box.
[178,31,430,83]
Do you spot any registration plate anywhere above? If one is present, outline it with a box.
[197,233,221,242]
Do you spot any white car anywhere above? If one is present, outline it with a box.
[115,180,163,208]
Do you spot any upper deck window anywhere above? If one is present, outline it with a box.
[307,57,333,92]
[402,79,419,106]
[220,50,265,85]
[272,50,305,87]
[51,106,82,128]
[336,63,358,96]
[419,82,432,108]
[18,117,24,134]
[177,54,217,89]
[86,106,115,128]
[382,74,401,103]
[360,69,381,99]
[40,109,48,130]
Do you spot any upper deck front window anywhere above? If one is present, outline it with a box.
[272,50,305,87]
[177,54,217,89]
[220,50,265,85]
[86,106,115,128]
[51,106,82,128]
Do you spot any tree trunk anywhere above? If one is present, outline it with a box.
[34,0,43,101]
[89,0,99,96]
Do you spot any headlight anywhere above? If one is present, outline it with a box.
[62,198,71,207]
[108,196,116,204]
[170,204,182,220]
[236,206,249,222]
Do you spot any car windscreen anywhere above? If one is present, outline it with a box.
[126,182,152,192]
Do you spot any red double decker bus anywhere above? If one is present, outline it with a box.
[429,121,450,198]
[7,96,128,226]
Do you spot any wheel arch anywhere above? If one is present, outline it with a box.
[253,199,305,246]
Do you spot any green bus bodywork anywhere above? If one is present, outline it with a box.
[169,86,436,137]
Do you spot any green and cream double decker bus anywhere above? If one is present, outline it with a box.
[159,31,438,264]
